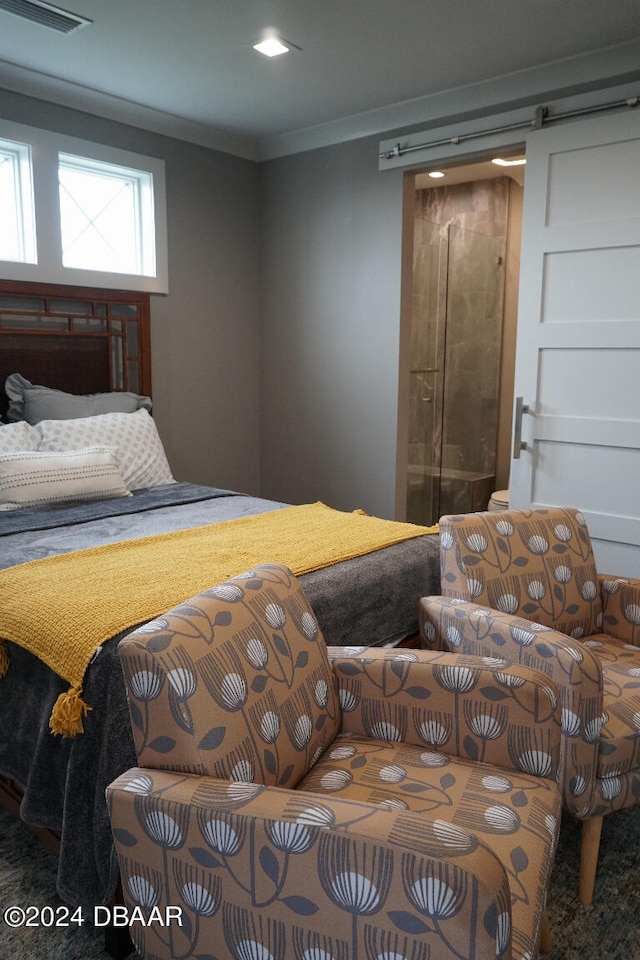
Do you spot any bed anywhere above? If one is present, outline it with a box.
[0,280,441,917]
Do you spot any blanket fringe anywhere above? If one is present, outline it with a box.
[0,640,8,677]
[49,685,92,738]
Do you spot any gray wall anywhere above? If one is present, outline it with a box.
[0,89,262,495]
[260,136,405,518]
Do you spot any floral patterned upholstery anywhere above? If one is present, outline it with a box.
[118,563,341,786]
[107,563,562,960]
[421,506,640,905]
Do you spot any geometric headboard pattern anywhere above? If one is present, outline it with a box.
[0,279,151,421]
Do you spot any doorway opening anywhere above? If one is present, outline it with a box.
[404,158,524,526]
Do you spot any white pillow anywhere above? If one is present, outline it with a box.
[36,409,174,491]
[0,446,132,511]
[0,420,40,453]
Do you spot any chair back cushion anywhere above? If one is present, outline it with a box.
[439,507,602,638]
[118,563,341,788]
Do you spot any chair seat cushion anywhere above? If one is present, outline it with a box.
[584,634,640,778]
[298,732,561,960]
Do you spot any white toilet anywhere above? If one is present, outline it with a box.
[488,489,509,512]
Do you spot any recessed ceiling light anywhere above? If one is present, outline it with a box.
[429,171,445,179]
[253,36,290,57]
[492,157,526,167]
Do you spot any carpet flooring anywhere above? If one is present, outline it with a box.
[1,801,639,959]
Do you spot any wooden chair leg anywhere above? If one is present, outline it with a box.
[579,815,603,905]
[539,909,553,955]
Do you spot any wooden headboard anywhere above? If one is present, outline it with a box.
[0,280,151,422]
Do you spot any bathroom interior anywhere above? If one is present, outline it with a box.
[405,158,525,526]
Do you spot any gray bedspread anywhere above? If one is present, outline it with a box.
[0,483,440,911]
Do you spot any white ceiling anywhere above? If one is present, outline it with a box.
[1,0,639,160]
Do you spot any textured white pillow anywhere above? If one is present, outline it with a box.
[36,409,174,491]
[0,446,132,511]
[0,420,40,453]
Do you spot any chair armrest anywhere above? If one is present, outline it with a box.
[330,647,562,780]
[107,767,512,960]
[420,596,603,816]
[599,574,640,644]
[326,644,371,659]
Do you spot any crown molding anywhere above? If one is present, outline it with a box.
[256,37,640,160]
[0,58,261,161]
[1,37,639,163]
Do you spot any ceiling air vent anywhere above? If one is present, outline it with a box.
[0,0,92,33]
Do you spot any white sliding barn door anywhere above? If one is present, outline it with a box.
[510,108,640,576]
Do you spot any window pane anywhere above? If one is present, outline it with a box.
[0,139,37,264]
[58,153,156,277]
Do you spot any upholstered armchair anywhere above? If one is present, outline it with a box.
[420,507,640,906]
[107,562,562,960]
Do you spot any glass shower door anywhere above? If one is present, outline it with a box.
[438,224,503,516]
[406,220,505,525]
[406,218,445,525]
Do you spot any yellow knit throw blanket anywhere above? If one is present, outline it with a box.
[0,502,437,737]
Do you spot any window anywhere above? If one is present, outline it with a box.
[0,120,168,293]
[0,137,37,264]
[58,154,155,277]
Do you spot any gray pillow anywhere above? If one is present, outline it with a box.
[5,373,152,424]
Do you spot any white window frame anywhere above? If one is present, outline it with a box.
[58,152,156,278]
[0,136,37,264]
[0,119,168,293]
